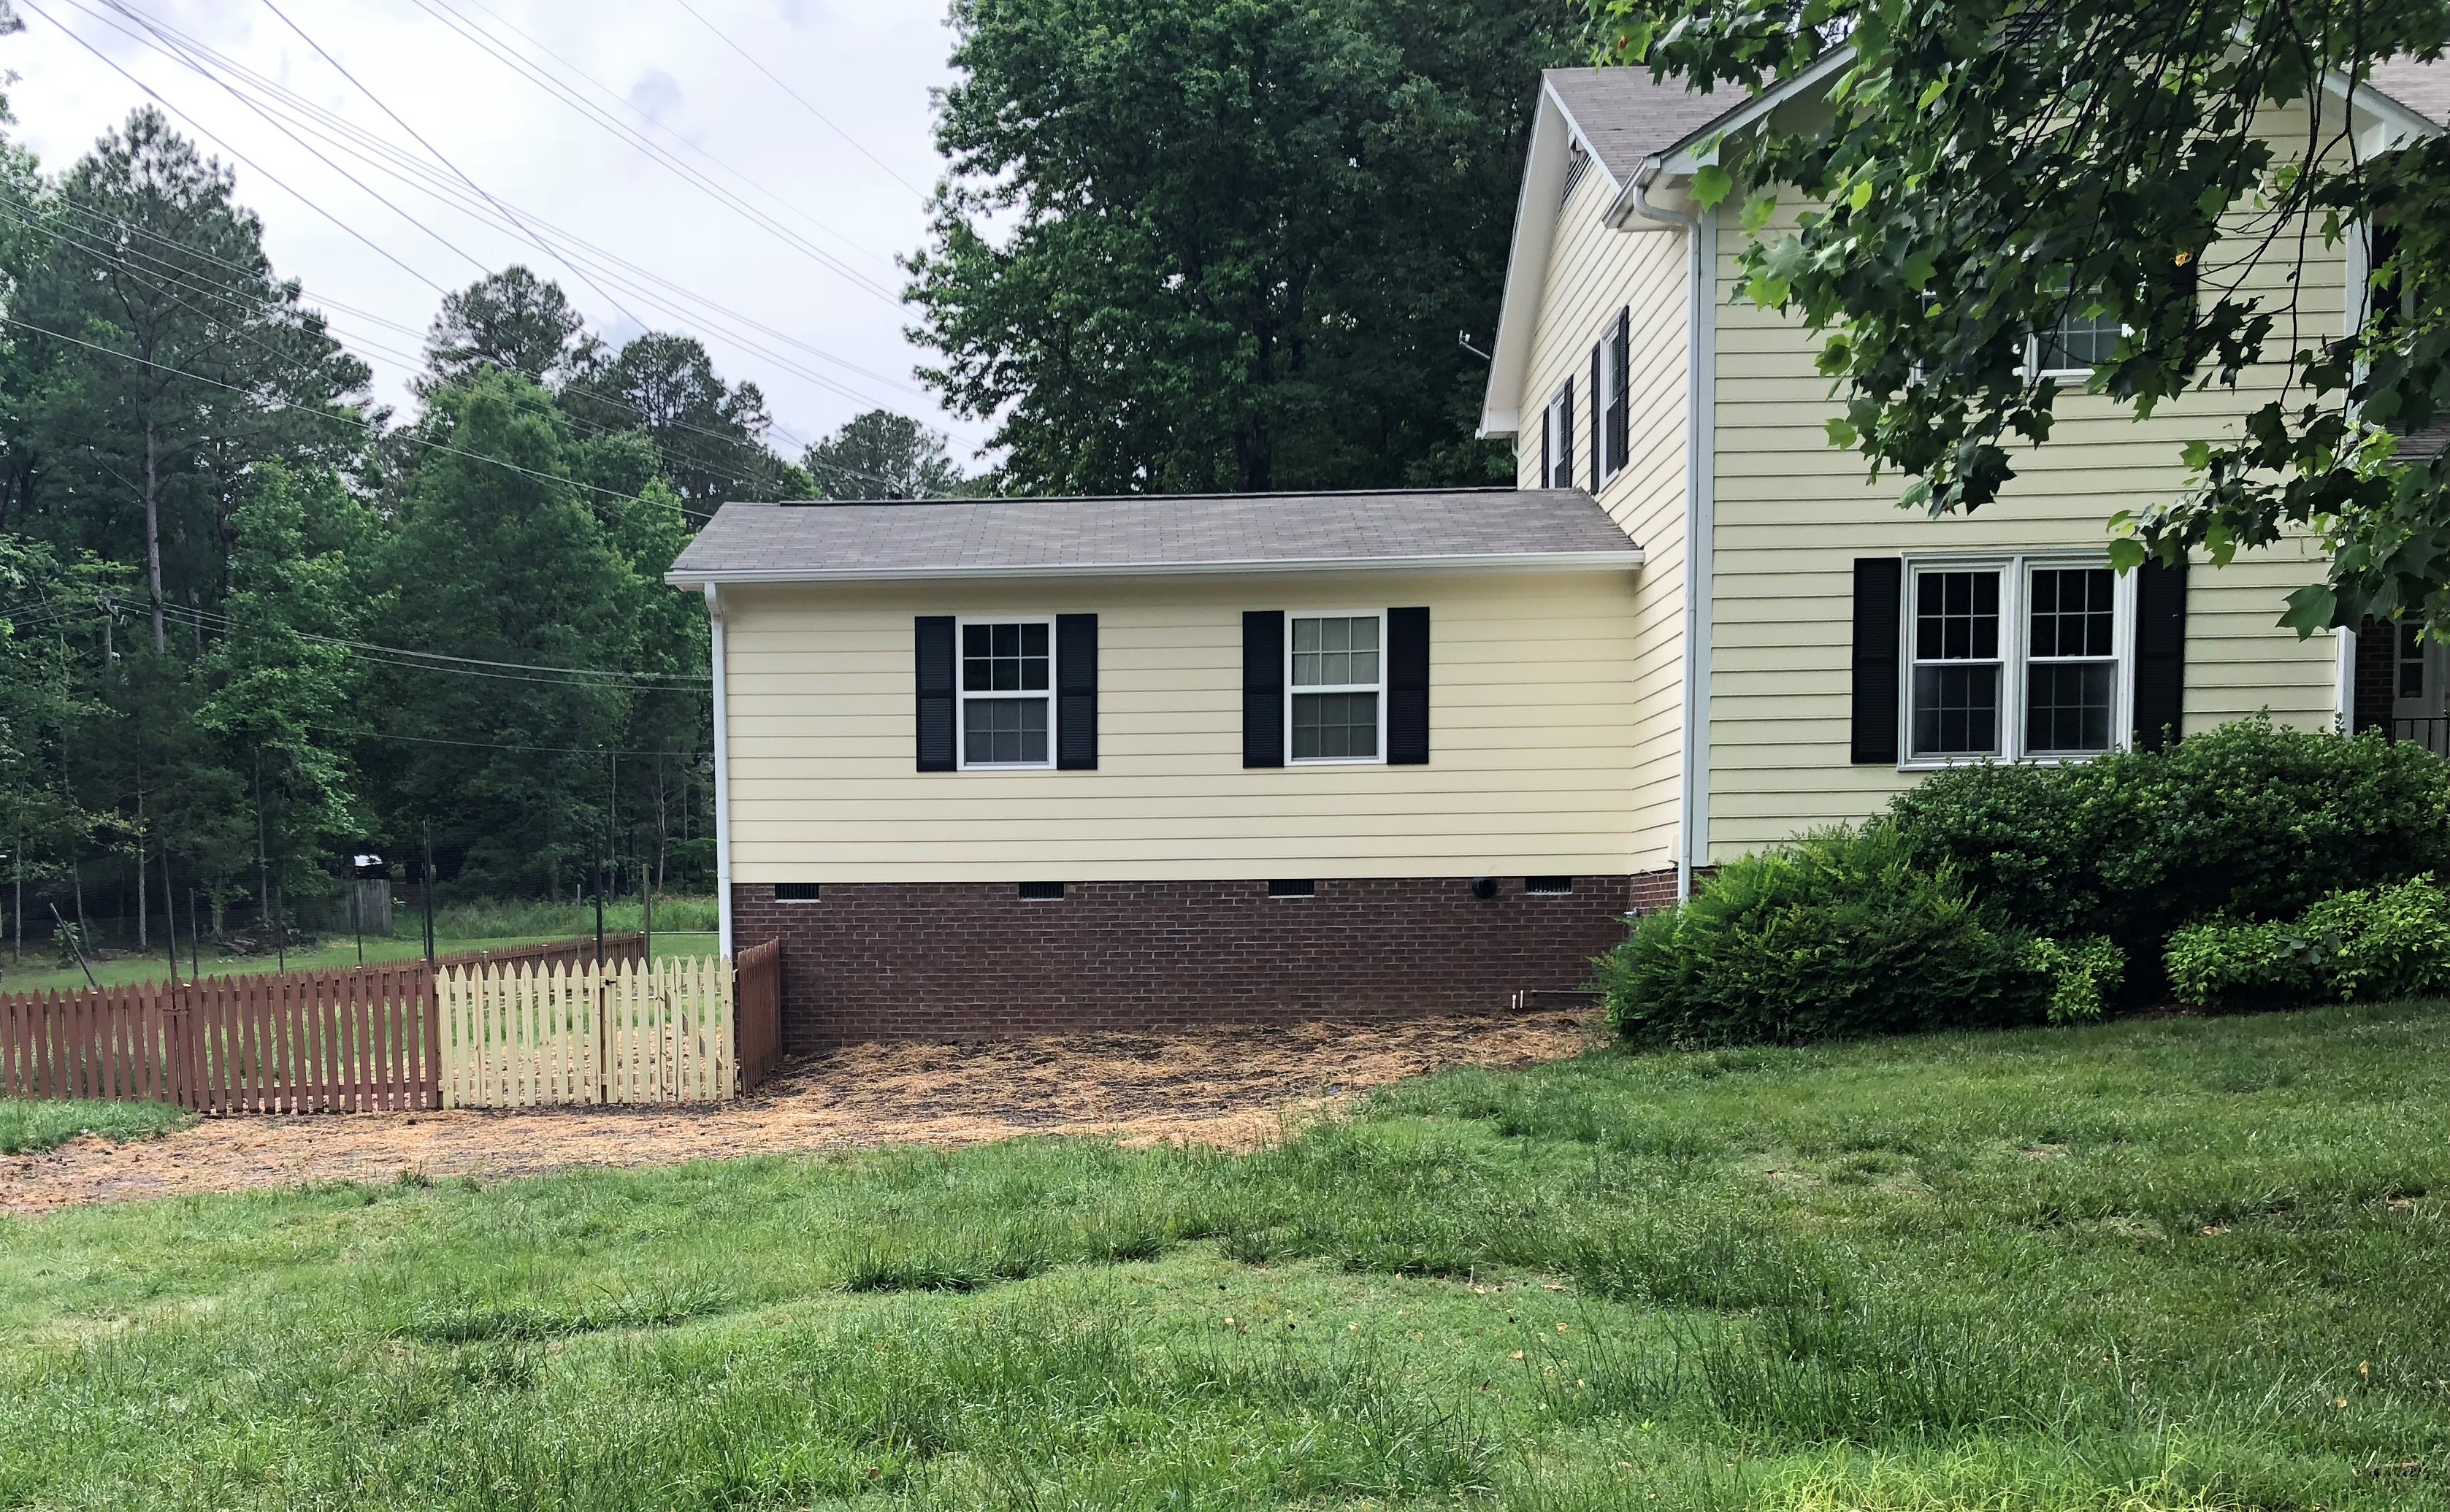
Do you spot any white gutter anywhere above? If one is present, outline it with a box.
[667,548,1644,588]
[1632,160,1715,903]
[703,583,735,962]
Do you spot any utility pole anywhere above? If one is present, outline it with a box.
[161,846,178,988]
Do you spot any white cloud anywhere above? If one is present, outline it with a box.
[3,0,986,469]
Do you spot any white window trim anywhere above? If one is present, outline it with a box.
[1285,609,1388,767]
[1897,554,2135,771]
[1596,316,1628,486]
[954,614,1057,772]
[2022,309,2129,381]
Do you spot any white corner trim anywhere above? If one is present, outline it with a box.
[704,583,734,962]
[665,549,1644,586]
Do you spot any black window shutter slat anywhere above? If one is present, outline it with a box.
[915,615,957,772]
[1242,610,1285,768]
[1558,379,1573,488]
[1539,402,1551,488]
[2133,559,2189,751]
[1588,344,1602,492]
[1850,559,1904,764]
[1387,606,1430,764]
[1055,613,1098,770]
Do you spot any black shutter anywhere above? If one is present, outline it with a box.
[1539,402,1551,488]
[915,615,957,772]
[1850,559,1904,764]
[1589,343,1603,492]
[1556,379,1573,488]
[2133,559,2188,751]
[1242,610,1285,767]
[1056,613,1098,770]
[1387,606,1430,764]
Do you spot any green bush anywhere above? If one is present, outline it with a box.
[1888,718,2450,953]
[1596,826,2047,1047]
[2016,935,2126,1024]
[2167,875,2450,1008]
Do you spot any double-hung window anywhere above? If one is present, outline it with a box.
[959,618,1052,768]
[1539,382,1575,488]
[1904,559,2129,764]
[1288,612,1382,762]
[1597,310,1631,480]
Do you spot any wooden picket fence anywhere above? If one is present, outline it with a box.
[0,940,780,1113]
[435,956,735,1108]
[0,964,437,1112]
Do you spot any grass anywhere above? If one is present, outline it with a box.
[2,1000,2448,1508]
[0,895,722,994]
[0,1097,187,1155]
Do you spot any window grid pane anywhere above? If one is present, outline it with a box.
[962,621,1049,693]
[2039,311,2121,371]
[2024,567,2116,754]
[1291,615,1379,688]
[1911,664,2000,756]
[1910,569,2002,758]
[1292,691,1379,759]
[2401,622,2427,699]
[962,696,1048,766]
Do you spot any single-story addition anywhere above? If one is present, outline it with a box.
[666,490,1656,1047]
[672,55,2450,1048]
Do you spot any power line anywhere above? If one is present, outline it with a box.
[20,0,455,295]
[670,0,932,202]
[411,0,907,295]
[248,0,656,335]
[172,602,706,683]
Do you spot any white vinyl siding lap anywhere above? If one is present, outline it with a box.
[719,569,1645,882]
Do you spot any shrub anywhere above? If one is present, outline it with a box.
[1597,826,2045,1046]
[2016,935,2125,1024]
[1889,718,2450,953]
[2167,875,2450,1008]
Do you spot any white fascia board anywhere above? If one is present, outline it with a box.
[2330,69,2444,147]
[1653,47,1857,178]
[1480,82,1587,439]
[666,549,1645,588]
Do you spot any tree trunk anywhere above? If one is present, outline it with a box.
[135,779,148,953]
[143,413,166,654]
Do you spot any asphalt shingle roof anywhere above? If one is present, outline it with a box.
[1542,67,1753,187]
[2371,56,2450,128]
[665,488,1643,583]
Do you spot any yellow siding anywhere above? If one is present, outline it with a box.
[721,569,1646,882]
[1515,161,1692,872]
[1705,170,2348,861]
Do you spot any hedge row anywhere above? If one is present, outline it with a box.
[1599,719,2450,1046]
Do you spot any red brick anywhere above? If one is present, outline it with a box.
[732,871,1674,1048]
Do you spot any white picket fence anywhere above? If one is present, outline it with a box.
[435,956,734,1108]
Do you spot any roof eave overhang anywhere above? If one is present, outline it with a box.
[2332,69,2445,147]
[1479,83,1579,438]
[667,548,1646,588]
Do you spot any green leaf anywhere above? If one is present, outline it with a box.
[1826,418,1860,448]
[2106,538,2147,572]
[1691,164,1734,210]
[1917,77,1948,112]
[2279,584,2338,639]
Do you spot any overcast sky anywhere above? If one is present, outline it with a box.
[1,0,987,465]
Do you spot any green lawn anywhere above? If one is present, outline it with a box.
[0,896,722,994]
[0,1097,187,1155]
[3,1002,2446,1510]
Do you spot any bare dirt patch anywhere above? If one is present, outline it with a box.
[0,1012,1598,1215]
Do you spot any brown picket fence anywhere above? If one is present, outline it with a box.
[0,938,777,1113]
[0,964,439,1112]
[736,938,784,1093]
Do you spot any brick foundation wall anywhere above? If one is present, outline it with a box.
[732,872,1665,1049]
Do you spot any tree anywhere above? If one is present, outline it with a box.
[1590,0,2450,634]
[12,107,367,645]
[375,369,637,898]
[803,409,970,499]
[561,332,801,517]
[418,264,597,394]
[197,463,374,905]
[908,0,1575,496]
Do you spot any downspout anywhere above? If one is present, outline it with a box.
[2335,210,2375,730]
[704,583,735,961]
[1631,161,1716,903]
